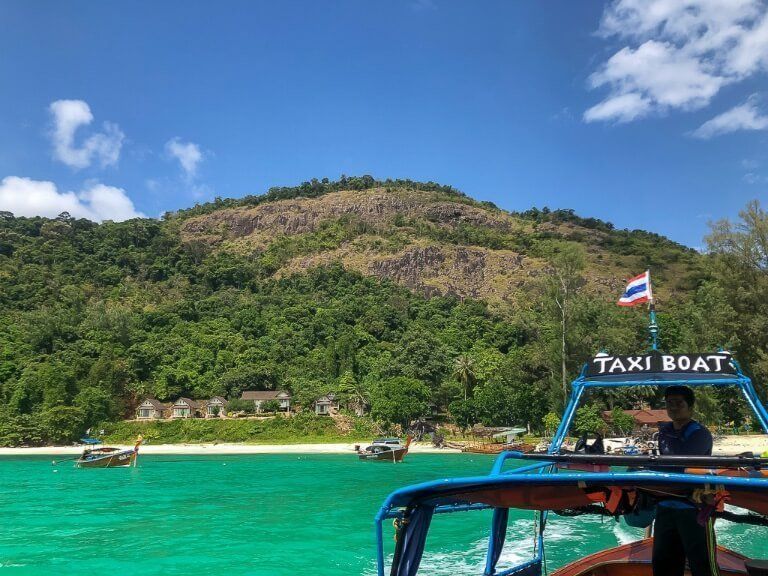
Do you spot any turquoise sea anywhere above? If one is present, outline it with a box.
[0,454,765,575]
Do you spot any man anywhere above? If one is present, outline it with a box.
[652,385,716,576]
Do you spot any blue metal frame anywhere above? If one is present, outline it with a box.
[550,364,768,453]
[375,358,768,576]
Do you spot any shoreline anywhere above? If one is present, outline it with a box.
[0,442,462,456]
[0,435,765,456]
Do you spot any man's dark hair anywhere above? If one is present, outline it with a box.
[664,385,695,407]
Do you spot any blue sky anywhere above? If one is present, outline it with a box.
[1,1,767,247]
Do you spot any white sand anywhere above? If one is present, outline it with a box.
[713,434,768,455]
[0,442,460,456]
[0,435,765,457]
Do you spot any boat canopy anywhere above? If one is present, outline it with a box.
[79,437,102,445]
[550,352,768,454]
[491,427,527,440]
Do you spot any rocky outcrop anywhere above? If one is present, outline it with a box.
[178,187,654,307]
[276,241,536,305]
[180,189,516,244]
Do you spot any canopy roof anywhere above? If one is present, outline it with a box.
[578,352,743,387]
[581,372,743,386]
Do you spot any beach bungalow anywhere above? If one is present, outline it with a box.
[171,397,203,419]
[602,408,669,430]
[314,394,339,416]
[136,398,169,420]
[206,396,227,418]
[241,390,292,413]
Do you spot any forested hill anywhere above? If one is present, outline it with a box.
[175,179,698,307]
[0,177,762,445]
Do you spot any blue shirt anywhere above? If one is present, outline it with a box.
[656,419,712,508]
[658,420,713,456]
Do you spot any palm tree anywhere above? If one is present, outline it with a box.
[453,355,477,401]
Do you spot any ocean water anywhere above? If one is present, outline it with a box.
[0,453,765,575]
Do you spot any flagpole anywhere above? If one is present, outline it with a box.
[646,270,659,351]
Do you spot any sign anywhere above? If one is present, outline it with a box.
[585,353,735,377]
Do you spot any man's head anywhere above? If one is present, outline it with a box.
[664,385,695,423]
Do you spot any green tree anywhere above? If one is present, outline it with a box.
[542,412,561,436]
[41,406,86,444]
[261,399,281,413]
[453,354,477,401]
[448,399,477,431]
[226,398,255,414]
[369,377,431,429]
[573,404,607,435]
[545,243,586,405]
[394,328,448,387]
[706,200,768,395]
[610,407,635,436]
[74,387,115,426]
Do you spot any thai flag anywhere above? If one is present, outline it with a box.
[618,271,652,307]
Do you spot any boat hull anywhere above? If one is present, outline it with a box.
[358,448,408,462]
[76,450,136,468]
[551,537,748,576]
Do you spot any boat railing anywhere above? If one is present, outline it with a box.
[491,453,552,476]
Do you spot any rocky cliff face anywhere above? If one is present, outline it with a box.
[179,188,661,306]
[181,189,516,242]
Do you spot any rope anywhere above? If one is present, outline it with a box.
[707,517,720,576]
[51,456,81,465]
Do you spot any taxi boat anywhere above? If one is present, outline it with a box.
[374,348,768,575]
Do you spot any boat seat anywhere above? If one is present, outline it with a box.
[746,559,768,576]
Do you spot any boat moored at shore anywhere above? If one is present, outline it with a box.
[358,437,412,462]
[76,437,143,468]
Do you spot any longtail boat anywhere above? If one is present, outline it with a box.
[76,437,143,468]
[374,342,768,575]
[462,442,536,455]
[358,437,412,462]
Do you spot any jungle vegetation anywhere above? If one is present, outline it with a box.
[0,179,765,445]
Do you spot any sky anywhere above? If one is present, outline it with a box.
[1,1,768,247]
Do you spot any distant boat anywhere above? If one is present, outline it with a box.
[76,437,142,468]
[462,441,535,455]
[462,426,534,454]
[358,437,412,462]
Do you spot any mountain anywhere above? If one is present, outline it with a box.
[176,182,699,308]
[0,177,710,446]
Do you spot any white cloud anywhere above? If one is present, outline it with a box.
[691,96,768,138]
[728,9,768,76]
[165,138,203,179]
[586,0,768,123]
[0,176,144,222]
[49,100,125,169]
[583,92,652,123]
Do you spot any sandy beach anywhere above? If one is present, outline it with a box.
[0,442,461,456]
[0,435,765,456]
